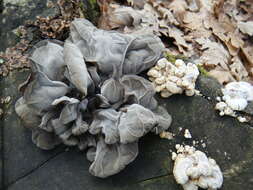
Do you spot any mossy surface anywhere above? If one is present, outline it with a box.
[197,64,209,76]
[164,52,188,63]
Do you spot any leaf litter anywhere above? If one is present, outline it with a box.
[98,0,253,85]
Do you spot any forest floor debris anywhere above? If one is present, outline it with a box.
[98,0,253,85]
[0,0,92,77]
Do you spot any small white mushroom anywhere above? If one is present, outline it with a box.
[185,89,195,96]
[155,84,166,92]
[219,111,225,116]
[155,76,166,84]
[153,65,161,71]
[157,58,167,69]
[178,65,187,74]
[167,76,180,83]
[161,90,172,98]
[177,145,185,154]
[216,97,221,102]
[175,144,181,150]
[186,84,195,90]
[175,59,185,67]
[184,129,192,139]
[215,102,227,111]
[172,152,177,161]
[160,131,174,140]
[166,81,183,94]
[182,80,190,87]
[215,101,236,117]
[147,69,161,78]
[175,69,185,78]
[237,116,247,123]
[224,107,235,116]
[176,79,183,86]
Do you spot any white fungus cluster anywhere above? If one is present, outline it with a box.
[159,131,174,140]
[215,81,253,122]
[172,144,223,190]
[147,58,200,98]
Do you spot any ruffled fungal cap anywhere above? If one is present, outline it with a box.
[15,18,172,178]
[172,145,223,190]
[147,58,199,98]
[215,81,253,122]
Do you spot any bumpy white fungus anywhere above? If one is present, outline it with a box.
[172,145,223,190]
[184,129,192,139]
[215,81,253,122]
[172,152,177,161]
[237,116,247,123]
[147,58,199,98]
[160,131,174,140]
[216,97,221,102]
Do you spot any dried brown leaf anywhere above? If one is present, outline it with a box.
[241,43,253,66]
[195,38,230,70]
[209,68,235,85]
[229,56,248,81]
[168,26,193,56]
[238,21,253,36]
[167,0,187,24]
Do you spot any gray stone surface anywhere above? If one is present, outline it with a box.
[0,71,65,188]
[0,109,3,190]
[6,147,179,190]
[195,75,223,99]
[1,71,253,190]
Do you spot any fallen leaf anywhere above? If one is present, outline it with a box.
[195,38,230,70]
[229,56,248,81]
[168,26,193,56]
[209,68,235,84]
[241,43,253,66]
[238,21,253,36]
